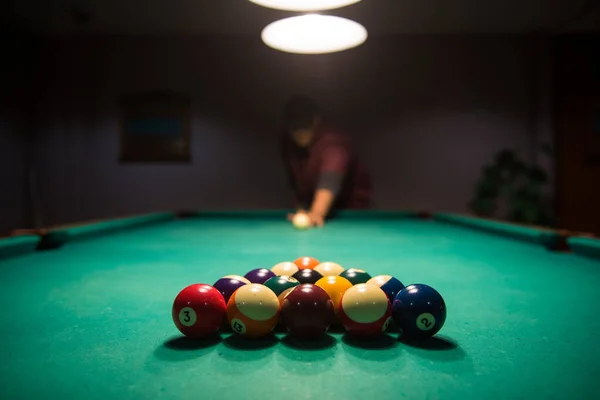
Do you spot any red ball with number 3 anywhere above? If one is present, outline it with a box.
[172,284,227,338]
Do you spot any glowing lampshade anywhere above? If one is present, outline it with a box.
[261,15,368,55]
[248,0,361,11]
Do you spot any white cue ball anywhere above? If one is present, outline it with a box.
[292,213,312,230]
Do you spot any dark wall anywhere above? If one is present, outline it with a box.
[27,35,551,226]
[0,39,32,235]
[0,109,27,235]
[555,35,600,233]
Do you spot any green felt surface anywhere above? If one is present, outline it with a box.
[1,216,599,399]
[0,235,40,260]
[567,236,600,260]
[435,213,563,248]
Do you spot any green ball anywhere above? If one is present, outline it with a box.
[263,275,300,296]
[339,268,372,285]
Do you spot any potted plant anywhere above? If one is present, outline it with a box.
[469,145,554,226]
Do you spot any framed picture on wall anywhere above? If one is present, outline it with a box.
[119,91,191,163]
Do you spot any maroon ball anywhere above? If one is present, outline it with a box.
[281,284,334,339]
[244,268,276,284]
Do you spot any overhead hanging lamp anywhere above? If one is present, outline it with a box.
[261,14,368,54]
[248,0,361,12]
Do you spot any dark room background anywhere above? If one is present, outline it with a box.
[0,34,555,233]
[1,39,32,234]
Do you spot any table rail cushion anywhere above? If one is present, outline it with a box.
[40,212,175,249]
[178,210,292,219]
[434,213,567,249]
[567,236,600,260]
[179,210,423,220]
[334,210,423,219]
[0,235,40,261]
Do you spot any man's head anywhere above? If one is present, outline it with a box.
[282,95,321,148]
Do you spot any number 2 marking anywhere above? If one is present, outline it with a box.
[416,313,435,330]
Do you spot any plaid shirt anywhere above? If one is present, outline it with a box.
[281,125,372,210]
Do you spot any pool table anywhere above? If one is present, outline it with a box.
[1,211,600,400]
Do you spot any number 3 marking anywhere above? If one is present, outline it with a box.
[179,307,197,327]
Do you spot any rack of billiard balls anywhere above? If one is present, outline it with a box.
[172,256,446,341]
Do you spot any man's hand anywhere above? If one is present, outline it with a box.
[308,189,334,227]
[287,211,325,228]
[287,209,306,222]
[308,212,325,227]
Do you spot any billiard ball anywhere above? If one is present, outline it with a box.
[172,284,227,338]
[213,275,250,303]
[292,268,323,284]
[339,268,372,285]
[222,275,251,284]
[294,256,320,270]
[274,285,298,327]
[314,262,345,276]
[244,268,276,284]
[227,284,280,338]
[314,275,353,318]
[263,275,300,296]
[280,284,334,339]
[292,213,312,230]
[367,275,405,304]
[339,283,392,337]
[271,261,299,276]
[277,287,295,305]
[392,284,446,340]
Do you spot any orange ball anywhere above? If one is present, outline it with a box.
[294,256,320,270]
[275,286,296,326]
[227,284,280,338]
[277,286,295,305]
[315,275,353,317]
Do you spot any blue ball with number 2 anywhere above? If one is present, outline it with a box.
[392,284,447,340]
